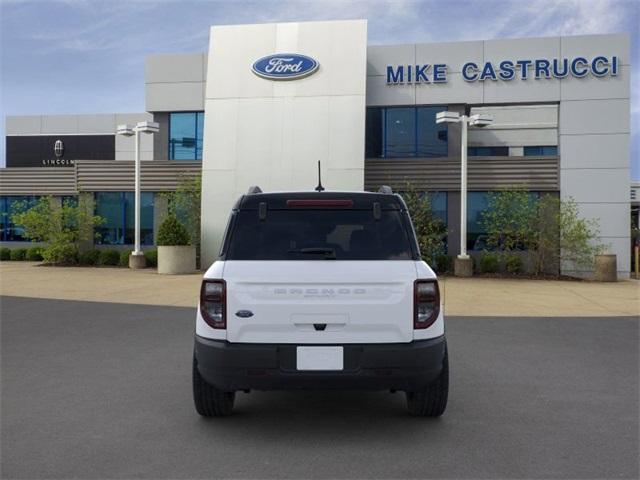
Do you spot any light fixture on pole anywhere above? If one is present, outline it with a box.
[436,110,492,276]
[116,121,159,269]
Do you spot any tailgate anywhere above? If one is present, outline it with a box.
[223,260,416,344]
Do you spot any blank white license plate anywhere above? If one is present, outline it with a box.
[296,346,344,371]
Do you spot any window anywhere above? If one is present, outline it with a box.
[0,196,39,241]
[95,192,154,245]
[468,146,509,156]
[226,210,414,260]
[366,106,448,158]
[169,112,204,160]
[524,146,558,156]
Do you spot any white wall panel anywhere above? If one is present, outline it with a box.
[560,34,630,65]
[201,20,367,267]
[560,168,629,203]
[414,73,483,104]
[366,44,415,77]
[146,82,205,112]
[561,65,630,101]
[560,134,629,169]
[560,99,629,135]
[415,40,484,73]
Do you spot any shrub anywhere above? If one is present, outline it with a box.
[0,248,10,261]
[79,249,101,265]
[479,252,500,273]
[400,185,447,265]
[434,254,452,274]
[157,214,190,246]
[119,250,131,267]
[26,247,43,261]
[10,196,104,265]
[98,249,120,266]
[144,249,158,268]
[10,248,27,261]
[505,253,523,274]
[42,244,78,265]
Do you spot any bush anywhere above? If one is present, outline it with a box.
[434,254,452,274]
[157,214,190,246]
[144,249,158,268]
[10,196,103,266]
[479,252,500,273]
[505,254,523,274]
[400,186,447,264]
[0,248,10,261]
[26,247,43,261]
[119,250,131,267]
[98,249,120,266]
[10,248,27,261]
[79,249,101,265]
[42,244,78,265]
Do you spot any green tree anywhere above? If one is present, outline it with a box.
[401,185,447,265]
[164,173,201,246]
[10,196,104,265]
[480,187,536,252]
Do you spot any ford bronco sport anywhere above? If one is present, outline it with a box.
[193,187,448,416]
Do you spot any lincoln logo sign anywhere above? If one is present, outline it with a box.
[252,54,319,80]
[54,139,64,158]
[386,55,620,84]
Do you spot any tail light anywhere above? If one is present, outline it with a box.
[414,279,440,329]
[200,279,226,329]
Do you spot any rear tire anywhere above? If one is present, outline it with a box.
[406,346,449,417]
[193,356,235,417]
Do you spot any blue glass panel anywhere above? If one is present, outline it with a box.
[417,107,447,157]
[468,146,509,156]
[95,192,125,245]
[385,108,416,157]
[1,196,39,241]
[196,112,204,160]
[169,112,203,160]
[467,192,490,251]
[524,146,558,156]
[124,192,154,245]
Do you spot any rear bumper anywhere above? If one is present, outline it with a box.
[194,335,446,392]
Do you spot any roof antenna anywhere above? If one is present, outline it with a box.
[315,160,325,192]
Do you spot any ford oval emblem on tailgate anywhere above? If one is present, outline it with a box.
[235,310,254,318]
[251,53,319,80]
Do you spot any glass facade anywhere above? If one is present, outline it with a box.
[468,146,509,156]
[169,112,204,160]
[366,107,448,158]
[0,196,39,241]
[94,192,154,245]
[524,146,558,156]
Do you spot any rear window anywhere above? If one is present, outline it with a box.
[225,209,415,260]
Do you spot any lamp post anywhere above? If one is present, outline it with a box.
[116,121,159,269]
[436,111,492,276]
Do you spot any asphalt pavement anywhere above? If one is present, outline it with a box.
[1,296,638,479]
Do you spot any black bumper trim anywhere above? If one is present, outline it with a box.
[194,335,446,392]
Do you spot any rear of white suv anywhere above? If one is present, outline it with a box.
[193,190,448,416]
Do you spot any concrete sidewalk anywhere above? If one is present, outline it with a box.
[0,262,638,317]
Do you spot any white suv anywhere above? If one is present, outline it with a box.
[193,188,448,417]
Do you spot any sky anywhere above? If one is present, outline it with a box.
[1,0,638,177]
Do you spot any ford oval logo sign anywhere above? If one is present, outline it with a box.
[252,53,319,80]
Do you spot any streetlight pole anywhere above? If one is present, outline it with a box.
[116,121,159,269]
[436,110,492,276]
[459,117,468,259]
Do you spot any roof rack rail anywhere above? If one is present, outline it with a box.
[378,185,393,194]
[247,186,263,194]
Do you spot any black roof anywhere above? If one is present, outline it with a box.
[234,191,406,210]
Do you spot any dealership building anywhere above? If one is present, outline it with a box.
[0,20,632,277]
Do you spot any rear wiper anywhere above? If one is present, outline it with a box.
[287,247,336,259]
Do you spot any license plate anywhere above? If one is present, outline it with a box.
[296,346,344,371]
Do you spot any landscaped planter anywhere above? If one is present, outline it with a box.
[158,246,196,274]
[594,253,617,282]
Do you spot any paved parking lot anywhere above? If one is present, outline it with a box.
[1,296,638,479]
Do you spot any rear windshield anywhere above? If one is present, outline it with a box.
[224,209,415,260]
